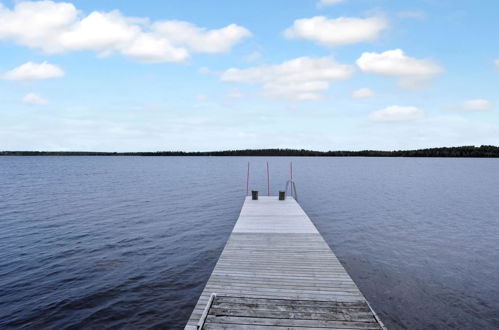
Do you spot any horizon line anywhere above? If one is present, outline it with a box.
[1,145,499,157]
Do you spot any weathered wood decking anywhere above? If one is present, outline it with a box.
[185,196,385,329]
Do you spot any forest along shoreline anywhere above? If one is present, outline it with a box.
[1,145,499,157]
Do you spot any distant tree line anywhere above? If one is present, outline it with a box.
[2,145,499,157]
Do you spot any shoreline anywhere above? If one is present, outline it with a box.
[1,145,499,157]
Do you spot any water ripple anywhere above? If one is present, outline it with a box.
[0,156,498,329]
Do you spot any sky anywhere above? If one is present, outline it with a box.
[0,0,498,152]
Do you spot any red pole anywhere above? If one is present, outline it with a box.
[246,162,250,196]
[267,162,270,196]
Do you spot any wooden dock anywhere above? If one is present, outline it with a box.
[185,196,385,330]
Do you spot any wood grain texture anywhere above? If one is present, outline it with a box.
[185,196,385,330]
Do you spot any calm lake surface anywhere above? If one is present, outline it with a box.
[1,156,498,329]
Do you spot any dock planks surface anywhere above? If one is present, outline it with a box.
[185,196,384,329]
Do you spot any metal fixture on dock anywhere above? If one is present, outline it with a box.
[251,190,258,200]
[278,190,286,200]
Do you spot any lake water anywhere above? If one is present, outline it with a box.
[1,156,498,329]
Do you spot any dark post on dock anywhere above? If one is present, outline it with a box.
[251,190,259,200]
[184,194,385,329]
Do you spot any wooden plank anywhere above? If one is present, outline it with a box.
[211,297,369,307]
[207,280,360,289]
[212,303,372,315]
[204,324,382,330]
[195,292,364,302]
[184,196,384,330]
[210,296,375,320]
[204,315,380,329]
[208,308,375,322]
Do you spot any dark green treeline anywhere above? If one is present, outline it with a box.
[2,145,499,157]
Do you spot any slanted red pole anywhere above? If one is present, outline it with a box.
[267,162,270,196]
[246,162,250,196]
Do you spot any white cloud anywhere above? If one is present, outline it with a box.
[352,88,375,99]
[284,16,388,47]
[152,21,251,54]
[357,49,440,76]
[2,61,64,81]
[369,105,424,122]
[0,1,76,50]
[120,33,188,63]
[221,56,354,101]
[317,0,346,8]
[22,93,48,105]
[357,49,443,89]
[495,59,499,71]
[0,1,251,63]
[461,99,494,111]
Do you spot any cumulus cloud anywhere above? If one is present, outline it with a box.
[357,49,443,89]
[0,1,251,63]
[221,56,354,101]
[352,88,375,99]
[22,93,48,105]
[2,61,64,81]
[284,16,388,47]
[317,0,345,8]
[152,21,250,54]
[460,99,494,111]
[369,105,424,122]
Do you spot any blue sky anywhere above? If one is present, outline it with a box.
[0,0,498,151]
